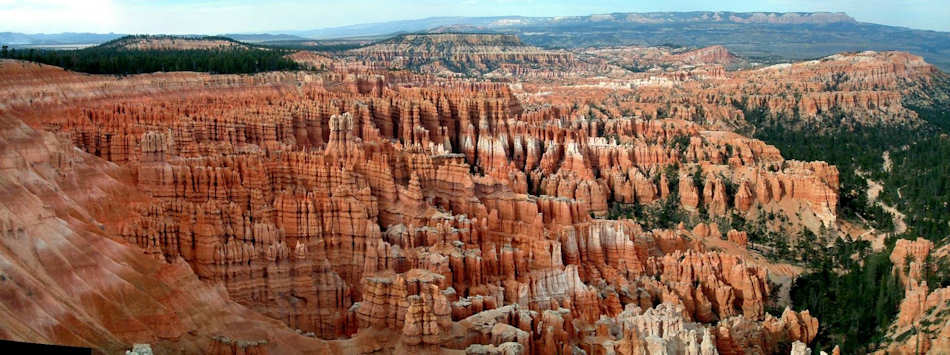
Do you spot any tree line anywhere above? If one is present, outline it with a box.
[0,45,302,75]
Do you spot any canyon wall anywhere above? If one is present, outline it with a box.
[4,45,936,353]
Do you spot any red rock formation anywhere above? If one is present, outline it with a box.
[880,241,950,354]
[715,307,818,354]
[14,48,936,353]
[670,45,740,67]
[582,303,718,354]
[727,230,748,248]
[0,108,332,354]
[207,336,269,355]
[890,237,934,285]
[347,33,579,76]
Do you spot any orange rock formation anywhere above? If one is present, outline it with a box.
[4,44,933,353]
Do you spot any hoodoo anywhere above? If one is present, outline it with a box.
[2,7,950,355]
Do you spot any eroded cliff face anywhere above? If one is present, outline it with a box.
[877,239,950,355]
[17,40,949,353]
[0,58,835,353]
[585,45,743,74]
[342,33,580,77]
[349,34,943,134]
[513,49,942,135]
[0,96,335,354]
[309,34,941,135]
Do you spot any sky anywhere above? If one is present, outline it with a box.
[2,0,949,34]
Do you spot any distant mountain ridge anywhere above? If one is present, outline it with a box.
[0,32,123,46]
[0,32,304,47]
[221,33,309,43]
[286,12,859,39]
[285,11,950,71]
[283,16,522,39]
[3,11,950,70]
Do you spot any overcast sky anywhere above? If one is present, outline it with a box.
[2,0,948,34]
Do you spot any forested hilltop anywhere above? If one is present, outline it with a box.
[0,35,301,74]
